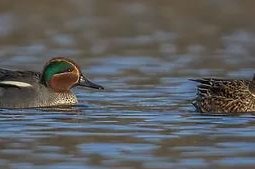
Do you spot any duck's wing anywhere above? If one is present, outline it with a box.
[190,78,251,99]
[0,68,41,88]
[0,69,44,108]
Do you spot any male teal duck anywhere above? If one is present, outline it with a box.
[0,57,104,108]
[191,76,255,113]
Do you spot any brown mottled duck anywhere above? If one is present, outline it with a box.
[191,75,255,113]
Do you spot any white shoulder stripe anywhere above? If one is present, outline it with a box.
[0,81,33,87]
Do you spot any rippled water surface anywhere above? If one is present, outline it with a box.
[0,1,255,169]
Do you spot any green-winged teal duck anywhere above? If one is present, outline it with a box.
[0,57,104,108]
[191,76,255,113]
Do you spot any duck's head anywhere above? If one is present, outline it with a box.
[41,57,104,92]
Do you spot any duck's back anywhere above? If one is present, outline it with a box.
[192,78,255,113]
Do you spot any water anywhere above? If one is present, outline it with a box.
[0,1,255,169]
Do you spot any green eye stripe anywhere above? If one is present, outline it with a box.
[43,61,72,82]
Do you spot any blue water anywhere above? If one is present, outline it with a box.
[0,55,255,169]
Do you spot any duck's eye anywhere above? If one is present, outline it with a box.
[67,68,72,72]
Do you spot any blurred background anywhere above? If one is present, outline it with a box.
[0,1,255,169]
[0,0,254,73]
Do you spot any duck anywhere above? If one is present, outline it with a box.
[191,75,255,113]
[0,57,104,108]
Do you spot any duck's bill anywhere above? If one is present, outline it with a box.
[79,76,104,90]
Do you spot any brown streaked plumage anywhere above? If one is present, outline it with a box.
[191,75,255,113]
